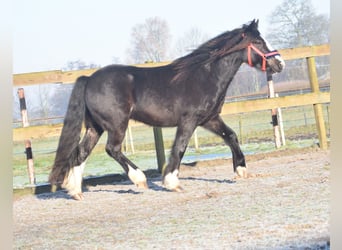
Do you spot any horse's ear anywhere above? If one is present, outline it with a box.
[248,19,259,30]
[244,19,260,36]
[254,19,259,27]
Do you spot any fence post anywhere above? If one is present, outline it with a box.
[25,140,36,185]
[123,125,135,153]
[193,128,199,150]
[239,116,243,145]
[153,127,166,173]
[18,88,36,184]
[17,88,29,127]
[306,56,328,149]
[276,93,286,146]
[267,73,282,148]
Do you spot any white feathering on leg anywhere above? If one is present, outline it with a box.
[127,165,148,189]
[62,162,85,200]
[163,170,181,191]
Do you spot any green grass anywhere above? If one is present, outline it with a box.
[12,105,330,187]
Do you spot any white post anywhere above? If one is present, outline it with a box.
[267,73,281,148]
[276,93,286,146]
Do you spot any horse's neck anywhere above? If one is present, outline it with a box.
[212,53,243,91]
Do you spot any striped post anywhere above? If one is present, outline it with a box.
[17,88,29,127]
[267,73,282,148]
[25,140,36,185]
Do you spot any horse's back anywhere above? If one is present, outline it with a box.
[85,64,183,127]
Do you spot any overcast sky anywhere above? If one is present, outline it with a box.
[13,0,329,73]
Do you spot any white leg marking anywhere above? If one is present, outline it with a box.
[62,162,85,200]
[236,166,248,178]
[163,170,182,191]
[127,165,148,189]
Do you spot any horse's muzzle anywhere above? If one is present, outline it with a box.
[267,56,285,73]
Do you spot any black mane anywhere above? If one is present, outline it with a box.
[171,20,260,83]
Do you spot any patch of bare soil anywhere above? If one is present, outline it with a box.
[13,147,330,249]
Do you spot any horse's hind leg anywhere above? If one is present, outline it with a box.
[63,119,103,200]
[202,115,247,178]
[105,129,148,189]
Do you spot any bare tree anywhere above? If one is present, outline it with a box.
[62,59,100,71]
[173,27,209,58]
[127,17,171,63]
[36,84,51,120]
[265,0,330,82]
[266,0,329,49]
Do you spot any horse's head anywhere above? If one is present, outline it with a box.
[241,19,285,73]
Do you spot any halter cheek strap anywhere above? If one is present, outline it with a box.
[247,44,280,71]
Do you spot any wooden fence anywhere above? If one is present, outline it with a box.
[13,44,330,172]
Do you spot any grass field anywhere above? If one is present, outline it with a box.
[12,104,330,187]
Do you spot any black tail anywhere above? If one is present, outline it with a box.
[49,76,88,184]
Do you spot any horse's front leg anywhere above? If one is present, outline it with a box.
[162,122,196,191]
[202,115,247,178]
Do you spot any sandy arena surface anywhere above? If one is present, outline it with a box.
[13,147,330,249]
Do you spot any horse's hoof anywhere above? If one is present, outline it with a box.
[236,166,248,178]
[136,181,149,189]
[164,183,184,192]
[172,185,184,192]
[72,193,84,201]
[163,170,182,191]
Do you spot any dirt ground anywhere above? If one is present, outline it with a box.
[13,147,330,249]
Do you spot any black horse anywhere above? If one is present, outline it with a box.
[49,20,285,200]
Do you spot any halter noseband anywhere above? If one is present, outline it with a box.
[247,43,280,71]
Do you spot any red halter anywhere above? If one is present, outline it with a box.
[247,43,280,71]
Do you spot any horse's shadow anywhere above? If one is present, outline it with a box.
[181,176,236,184]
[36,170,235,200]
[36,177,166,200]
[36,183,145,200]
[88,178,167,194]
[36,189,71,200]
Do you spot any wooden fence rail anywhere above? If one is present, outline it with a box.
[13,44,330,86]
[13,44,331,172]
[221,92,330,115]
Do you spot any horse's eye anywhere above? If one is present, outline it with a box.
[253,39,263,45]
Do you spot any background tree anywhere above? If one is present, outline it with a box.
[265,0,330,83]
[127,17,171,63]
[62,59,100,71]
[173,27,209,58]
[266,0,329,49]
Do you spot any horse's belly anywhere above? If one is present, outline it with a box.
[131,108,178,127]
